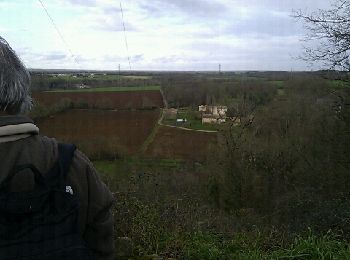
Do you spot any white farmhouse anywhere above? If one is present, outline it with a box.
[199,105,228,124]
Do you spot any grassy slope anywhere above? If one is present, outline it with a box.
[94,159,350,259]
[182,231,350,259]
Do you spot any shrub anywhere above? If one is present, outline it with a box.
[30,98,73,120]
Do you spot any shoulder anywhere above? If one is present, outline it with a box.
[72,149,95,172]
[70,149,99,186]
[69,148,113,205]
[69,149,114,226]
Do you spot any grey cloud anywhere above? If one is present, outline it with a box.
[188,10,304,39]
[131,54,144,62]
[75,55,93,63]
[224,12,303,37]
[103,7,121,15]
[44,53,67,61]
[63,0,96,7]
[152,55,210,66]
[162,0,226,15]
[182,37,305,70]
[19,51,69,65]
[153,55,183,64]
[231,0,332,13]
[20,51,67,62]
[16,47,31,58]
[139,0,227,18]
[103,55,126,63]
[103,54,143,63]
[92,17,137,32]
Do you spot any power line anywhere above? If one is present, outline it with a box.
[119,1,132,70]
[37,0,79,66]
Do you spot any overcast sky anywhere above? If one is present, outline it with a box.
[0,0,333,71]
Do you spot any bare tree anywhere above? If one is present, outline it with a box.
[294,0,350,71]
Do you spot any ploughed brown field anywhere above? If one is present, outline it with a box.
[33,91,164,109]
[146,126,217,162]
[37,109,160,157]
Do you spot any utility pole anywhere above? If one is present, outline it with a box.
[219,64,221,74]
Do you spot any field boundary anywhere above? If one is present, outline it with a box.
[46,86,161,93]
[159,122,218,133]
[139,110,162,155]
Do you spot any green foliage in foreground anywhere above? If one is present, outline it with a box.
[328,80,350,88]
[46,85,161,93]
[111,199,350,259]
[94,158,350,259]
[113,194,350,258]
[183,231,350,259]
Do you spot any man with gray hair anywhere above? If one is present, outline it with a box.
[0,37,114,259]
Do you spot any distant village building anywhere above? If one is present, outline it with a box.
[202,114,226,124]
[199,105,227,116]
[74,84,90,89]
[199,105,228,124]
[198,105,206,112]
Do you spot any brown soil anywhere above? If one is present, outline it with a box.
[37,109,160,155]
[145,126,217,162]
[33,91,164,109]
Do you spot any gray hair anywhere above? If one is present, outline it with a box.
[0,36,32,114]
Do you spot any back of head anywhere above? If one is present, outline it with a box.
[0,36,32,114]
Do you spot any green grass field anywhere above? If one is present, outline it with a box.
[207,74,268,81]
[47,85,161,93]
[120,75,152,80]
[52,74,152,81]
[270,80,285,88]
[329,80,350,88]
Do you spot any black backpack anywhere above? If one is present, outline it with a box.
[0,143,94,259]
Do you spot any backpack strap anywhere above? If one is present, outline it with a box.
[46,143,76,189]
[0,164,47,193]
[57,143,77,180]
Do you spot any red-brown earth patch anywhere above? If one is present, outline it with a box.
[37,109,160,157]
[145,126,217,162]
[33,91,163,109]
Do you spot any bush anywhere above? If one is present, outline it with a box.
[96,156,350,258]
[30,98,73,120]
[208,80,350,234]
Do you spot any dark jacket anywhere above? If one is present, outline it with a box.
[0,115,115,260]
